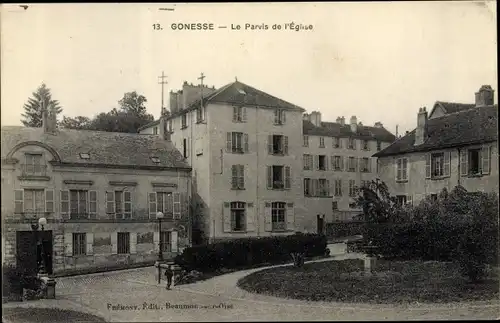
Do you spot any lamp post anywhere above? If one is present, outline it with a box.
[156,212,164,262]
[34,217,48,276]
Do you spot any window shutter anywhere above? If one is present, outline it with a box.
[89,190,97,218]
[407,195,413,206]
[244,134,249,152]
[60,190,69,218]
[274,109,279,124]
[238,165,245,189]
[264,202,272,231]
[284,136,289,155]
[403,159,408,180]
[284,166,291,189]
[44,189,54,213]
[171,231,178,253]
[223,202,231,233]
[123,191,132,218]
[226,132,232,152]
[246,203,255,232]
[314,155,319,170]
[354,157,358,172]
[181,192,189,219]
[312,179,319,197]
[422,154,430,179]
[233,106,238,122]
[106,191,115,214]
[242,107,247,122]
[173,192,181,219]
[111,232,117,254]
[282,110,286,124]
[130,232,137,254]
[153,231,159,252]
[396,159,401,180]
[481,146,491,175]
[86,233,94,255]
[326,180,330,196]
[324,156,329,170]
[64,233,73,256]
[14,189,24,214]
[286,203,295,231]
[266,166,272,189]
[185,139,190,158]
[148,192,157,218]
[231,165,238,189]
[443,151,451,177]
[460,149,468,176]
[268,135,273,154]
[165,193,173,217]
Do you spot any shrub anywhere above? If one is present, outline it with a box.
[175,233,327,273]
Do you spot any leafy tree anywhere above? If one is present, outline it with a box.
[21,83,63,127]
[59,116,92,130]
[118,91,149,118]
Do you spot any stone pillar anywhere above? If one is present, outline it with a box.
[364,256,377,276]
[39,276,56,299]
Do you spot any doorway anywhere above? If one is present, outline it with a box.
[317,215,324,235]
[16,230,53,275]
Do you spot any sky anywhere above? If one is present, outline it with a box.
[1,2,497,135]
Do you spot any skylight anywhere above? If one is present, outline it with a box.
[79,153,90,159]
[150,157,161,163]
[237,89,246,95]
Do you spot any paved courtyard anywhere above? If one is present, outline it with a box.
[3,245,499,322]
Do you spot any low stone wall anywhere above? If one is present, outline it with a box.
[53,260,156,278]
[326,221,365,240]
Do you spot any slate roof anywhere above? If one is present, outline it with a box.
[373,105,498,158]
[303,120,396,142]
[429,101,476,118]
[1,126,191,169]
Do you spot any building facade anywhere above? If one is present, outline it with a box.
[139,79,396,240]
[374,85,498,204]
[1,110,192,275]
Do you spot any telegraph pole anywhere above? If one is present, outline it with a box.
[197,72,206,107]
[158,71,168,115]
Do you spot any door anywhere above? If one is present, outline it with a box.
[317,215,324,235]
[16,230,53,275]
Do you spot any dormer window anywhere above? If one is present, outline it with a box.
[23,153,45,176]
[79,153,90,159]
[150,157,161,163]
[237,89,246,95]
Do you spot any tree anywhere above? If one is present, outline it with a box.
[21,83,63,127]
[118,91,149,117]
[59,116,92,130]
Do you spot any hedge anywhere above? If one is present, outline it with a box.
[174,233,327,273]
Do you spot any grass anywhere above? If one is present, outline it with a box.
[237,259,499,304]
[2,307,107,323]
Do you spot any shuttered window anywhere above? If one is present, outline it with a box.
[72,233,86,256]
[117,232,130,254]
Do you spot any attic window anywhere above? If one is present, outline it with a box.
[79,153,90,159]
[237,89,246,95]
[150,157,161,163]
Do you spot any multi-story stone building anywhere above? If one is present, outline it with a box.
[302,112,395,228]
[1,109,192,275]
[373,85,498,204]
[140,79,396,240]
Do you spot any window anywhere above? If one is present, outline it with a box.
[333,137,341,148]
[348,157,357,172]
[332,156,343,171]
[23,189,45,214]
[267,165,291,190]
[362,140,369,150]
[269,135,288,155]
[271,202,286,231]
[430,194,438,202]
[183,138,188,158]
[349,180,357,197]
[468,149,481,175]
[332,201,338,210]
[70,190,88,218]
[227,132,249,153]
[150,156,160,163]
[334,179,342,197]
[110,190,133,219]
[303,154,313,170]
[396,158,408,181]
[319,137,325,148]
[303,135,309,147]
[155,192,173,218]
[23,153,44,176]
[318,155,327,171]
[233,106,246,122]
[79,153,90,159]
[117,232,130,254]
[377,141,382,151]
[153,127,158,135]
[231,165,245,189]
[361,158,370,172]
[230,202,246,232]
[304,178,311,196]
[396,195,407,206]
[461,146,491,176]
[348,138,356,150]
[431,153,444,177]
[181,114,187,129]
[72,233,86,256]
[160,231,171,252]
[274,109,286,125]
[318,179,330,197]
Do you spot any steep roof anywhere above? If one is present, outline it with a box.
[303,120,396,142]
[1,126,191,170]
[429,101,476,118]
[373,105,498,157]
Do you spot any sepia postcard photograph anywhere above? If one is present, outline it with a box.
[0,1,498,322]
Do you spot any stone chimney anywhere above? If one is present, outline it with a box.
[181,82,217,111]
[336,117,342,124]
[42,103,57,134]
[414,107,428,146]
[475,85,494,107]
[169,90,180,114]
[303,113,310,121]
[310,111,322,127]
[374,122,383,128]
[350,116,357,133]
[158,111,171,141]
[340,117,345,126]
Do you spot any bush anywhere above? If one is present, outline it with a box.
[175,233,327,273]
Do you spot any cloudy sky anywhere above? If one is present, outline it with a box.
[1,2,497,134]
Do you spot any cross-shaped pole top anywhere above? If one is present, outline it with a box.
[197,72,205,86]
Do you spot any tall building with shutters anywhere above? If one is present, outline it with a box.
[301,112,396,224]
[139,79,308,242]
[373,85,498,205]
[1,110,192,275]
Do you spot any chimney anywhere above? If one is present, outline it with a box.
[181,82,217,110]
[310,111,322,127]
[336,117,342,124]
[42,103,57,134]
[303,113,310,121]
[374,122,383,128]
[159,114,171,141]
[350,116,357,133]
[340,117,345,126]
[475,85,494,107]
[414,107,428,145]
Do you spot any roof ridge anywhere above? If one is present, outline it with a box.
[232,81,302,110]
[430,104,496,120]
